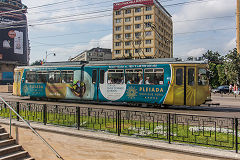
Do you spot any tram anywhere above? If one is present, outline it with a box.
[13,58,210,106]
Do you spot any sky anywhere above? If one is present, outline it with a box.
[21,0,237,63]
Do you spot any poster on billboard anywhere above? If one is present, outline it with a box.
[14,30,23,54]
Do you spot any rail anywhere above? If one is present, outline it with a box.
[0,97,64,160]
[0,100,239,154]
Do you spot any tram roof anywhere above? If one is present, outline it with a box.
[17,58,207,69]
[43,58,207,66]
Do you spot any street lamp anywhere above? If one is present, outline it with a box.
[45,51,56,63]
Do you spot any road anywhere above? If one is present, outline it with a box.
[0,92,240,118]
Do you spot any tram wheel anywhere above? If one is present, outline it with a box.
[161,105,169,109]
[128,102,140,107]
[30,96,37,100]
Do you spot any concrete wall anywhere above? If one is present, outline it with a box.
[0,85,13,93]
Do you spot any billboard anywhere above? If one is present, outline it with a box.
[113,0,154,10]
[0,5,28,64]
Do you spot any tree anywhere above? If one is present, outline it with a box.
[224,48,240,85]
[202,50,223,88]
[31,60,42,66]
[216,64,227,85]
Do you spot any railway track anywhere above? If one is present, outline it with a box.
[0,93,240,118]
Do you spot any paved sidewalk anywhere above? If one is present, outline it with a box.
[0,119,239,160]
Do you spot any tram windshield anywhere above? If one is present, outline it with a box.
[198,68,208,85]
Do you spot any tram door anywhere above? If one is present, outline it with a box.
[13,69,23,96]
[92,69,105,101]
[173,66,196,106]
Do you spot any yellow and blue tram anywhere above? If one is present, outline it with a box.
[13,59,210,106]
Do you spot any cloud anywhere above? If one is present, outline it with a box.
[172,0,235,33]
[99,34,112,49]
[186,48,206,57]
[225,38,236,51]
[23,0,112,31]
[31,33,113,63]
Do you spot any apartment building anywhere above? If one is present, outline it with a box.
[113,0,173,59]
[69,47,112,61]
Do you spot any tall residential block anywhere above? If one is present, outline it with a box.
[237,0,240,54]
[112,0,173,60]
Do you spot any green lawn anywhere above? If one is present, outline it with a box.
[0,106,238,151]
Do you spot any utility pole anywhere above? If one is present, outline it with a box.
[237,0,240,54]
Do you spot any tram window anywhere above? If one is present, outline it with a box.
[108,69,124,84]
[125,69,143,84]
[55,71,61,83]
[188,68,195,86]
[61,71,73,83]
[37,71,48,83]
[144,68,164,85]
[176,69,183,85]
[198,68,208,85]
[100,70,105,84]
[92,70,97,84]
[26,71,36,83]
[48,71,61,83]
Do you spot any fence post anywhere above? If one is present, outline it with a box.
[167,113,171,144]
[16,102,20,121]
[117,110,121,136]
[43,104,47,125]
[235,118,238,153]
[77,107,80,130]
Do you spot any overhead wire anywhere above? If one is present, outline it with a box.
[30,27,235,48]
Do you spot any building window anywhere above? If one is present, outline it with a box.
[145,31,152,36]
[135,8,141,13]
[125,9,131,14]
[125,41,131,46]
[145,15,152,19]
[116,11,121,15]
[135,24,141,29]
[145,48,152,52]
[116,18,121,23]
[115,50,121,54]
[135,49,140,53]
[125,25,131,30]
[115,26,121,31]
[145,22,152,28]
[135,16,141,21]
[115,34,121,39]
[135,32,141,38]
[125,17,131,22]
[145,40,152,44]
[125,33,131,38]
[135,41,141,45]
[146,6,152,11]
[125,49,131,54]
[115,42,121,46]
